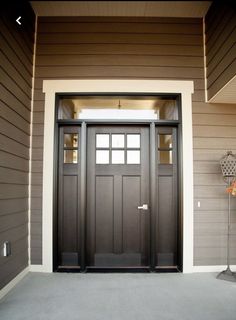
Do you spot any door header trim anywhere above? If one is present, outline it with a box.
[40,79,194,273]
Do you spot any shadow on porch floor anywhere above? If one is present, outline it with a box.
[0,272,236,320]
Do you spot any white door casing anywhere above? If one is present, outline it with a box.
[33,80,194,273]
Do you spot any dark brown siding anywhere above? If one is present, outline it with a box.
[0,3,35,288]
[31,16,204,264]
[206,2,236,100]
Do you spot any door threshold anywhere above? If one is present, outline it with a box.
[86,267,150,273]
[56,266,81,273]
[154,266,180,273]
[56,266,180,273]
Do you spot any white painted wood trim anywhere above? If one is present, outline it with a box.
[29,264,50,272]
[0,267,29,300]
[193,265,236,273]
[41,79,194,273]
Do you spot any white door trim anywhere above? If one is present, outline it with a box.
[38,79,194,273]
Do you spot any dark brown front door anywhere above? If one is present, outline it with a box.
[57,124,180,271]
[86,126,150,268]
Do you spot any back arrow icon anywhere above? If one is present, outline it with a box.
[16,17,21,25]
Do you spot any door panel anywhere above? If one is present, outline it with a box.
[86,126,150,268]
[95,176,114,253]
[123,176,141,253]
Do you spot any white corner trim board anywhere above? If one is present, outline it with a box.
[0,267,29,300]
[39,79,194,273]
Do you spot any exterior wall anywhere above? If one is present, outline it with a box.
[0,3,35,288]
[32,16,236,266]
[206,2,236,100]
[193,102,236,265]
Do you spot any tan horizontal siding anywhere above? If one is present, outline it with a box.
[0,211,28,233]
[37,33,202,46]
[36,54,203,67]
[0,151,29,173]
[0,184,28,200]
[31,186,43,198]
[0,69,31,108]
[0,23,32,74]
[0,101,30,134]
[206,2,236,100]
[193,100,236,265]
[208,59,236,100]
[0,51,32,98]
[37,43,203,56]
[0,2,34,289]
[0,86,31,122]
[0,134,29,159]
[0,118,30,147]
[38,21,202,34]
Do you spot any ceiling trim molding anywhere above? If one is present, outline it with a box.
[30,1,212,18]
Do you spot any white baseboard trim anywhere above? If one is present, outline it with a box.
[0,266,29,300]
[29,264,51,272]
[193,265,236,273]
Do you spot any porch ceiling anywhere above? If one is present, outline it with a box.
[30,1,212,17]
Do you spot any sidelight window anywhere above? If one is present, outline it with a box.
[158,134,173,164]
[63,133,78,163]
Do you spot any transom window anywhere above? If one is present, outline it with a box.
[58,95,179,121]
[96,134,141,164]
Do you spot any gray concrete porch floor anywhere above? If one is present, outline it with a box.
[0,272,236,320]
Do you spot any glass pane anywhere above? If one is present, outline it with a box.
[64,150,78,163]
[96,150,109,164]
[159,151,172,164]
[159,134,172,149]
[112,134,124,148]
[96,134,109,148]
[127,150,140,164]
[112,150,125,164]
[127,134,140,148]
[58,96,178,120]
[58,101,75,119]
[159,100,178,120]
[64,134,78,148]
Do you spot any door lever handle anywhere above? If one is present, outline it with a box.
[137,204,149,210]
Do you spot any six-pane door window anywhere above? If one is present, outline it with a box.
[96,134,140,164]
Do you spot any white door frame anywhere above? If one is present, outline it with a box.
[33,79,194,273]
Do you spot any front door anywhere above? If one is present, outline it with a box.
[57,124,179,271]
[86,126,150,268]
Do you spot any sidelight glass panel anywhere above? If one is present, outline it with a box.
[112,150,125,164]
[96,150,109,164]
[96,134,109,148]
[112,134,124,148]
[159,150,172,164]
[127,134,140,148]
[159,134,172,149]
[64,133,78,148]
[127,150,140,164]
[64,150,78,163]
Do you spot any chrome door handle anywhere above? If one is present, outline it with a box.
[137,204,149,210]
